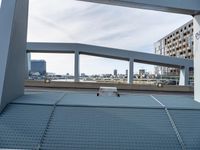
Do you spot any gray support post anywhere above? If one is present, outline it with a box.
[128,58,134,84]
[28,53,31,74]
[25,52,31,79]
[74,50,80,82]
[179,66,189,86]
[0,0,29,112]
[194,15,200,102]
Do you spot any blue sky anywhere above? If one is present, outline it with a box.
[28,0,192,75]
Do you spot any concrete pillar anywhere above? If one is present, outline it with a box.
[179,66,189,86]
[27,53,31,73]
[74,50,80,82]
[25,52,31,79]
[194,15,200,102]
[0,0,29,112]
[128,58,134,84]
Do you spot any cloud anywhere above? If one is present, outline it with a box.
[28,0,192,74]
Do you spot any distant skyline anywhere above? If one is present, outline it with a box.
[27,0,192,75]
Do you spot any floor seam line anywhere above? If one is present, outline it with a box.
[150,95,165,107]
[36,93,66,150]
[150,95,186,150]
[165,108,187,150]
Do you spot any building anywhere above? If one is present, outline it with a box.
[81,73,87,77]
[31,60,46,75]
[154,20,193,76]
[113,69,117,77]
[139,69,146,78]
[139,69,145,76]
[125,69,128,76]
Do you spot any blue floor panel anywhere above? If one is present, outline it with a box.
[1,91,200,149]
[12,92,65,105]
[0,104,52,149]
[152,95,200,109]
[41,107,181,150]
[169,109,200,150]
[58,93,162,108]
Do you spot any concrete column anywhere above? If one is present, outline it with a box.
[0,0,29,112]
[128,58,134,84]
[179,66,189,86]
[27,53,31,73]
[194,15,200,102]
[74,50,80,82]
[25,53,31,79]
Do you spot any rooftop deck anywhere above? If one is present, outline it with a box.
[0,90,200,150]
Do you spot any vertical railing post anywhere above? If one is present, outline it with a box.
[74,50,80,82]
[128,58,134,84]
[179,66,189,86]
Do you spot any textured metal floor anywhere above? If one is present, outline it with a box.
[0,91,200,149]
[169,110,200,150]
[41,107,181,150]
[0,104,52,149]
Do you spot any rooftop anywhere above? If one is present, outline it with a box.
[0,89,200,149]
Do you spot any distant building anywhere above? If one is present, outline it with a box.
[113,69,117,77]
[31,60,46,75]
[139,69,146,78]
[81,73,86,77]
[125,69,128,76]
[139,69,145,76]
[154,20,193,76]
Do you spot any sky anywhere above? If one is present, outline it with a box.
[26,0,192,75]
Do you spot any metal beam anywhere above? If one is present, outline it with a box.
[27,42,193,68]
[0,0,29,112]
[79,0,200,15]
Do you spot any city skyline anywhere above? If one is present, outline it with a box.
[28,0,192,75]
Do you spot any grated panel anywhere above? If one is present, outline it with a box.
[152,95,200,109]
[12,92,65,105]
[169,109,200,150]
[41,107,181,150]
[58,93,162,108]
[0,104,52,149]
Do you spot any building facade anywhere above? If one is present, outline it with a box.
[113,69,117,77]
[125,69,128,76]
[154,20,193,76]
[31,60,47,75]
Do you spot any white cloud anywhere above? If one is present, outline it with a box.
[29,0,192,75]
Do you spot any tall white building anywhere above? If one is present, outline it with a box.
[154,20,193,76]
[114,69,117,77]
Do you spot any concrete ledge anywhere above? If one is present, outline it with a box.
[25,80,194,93]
